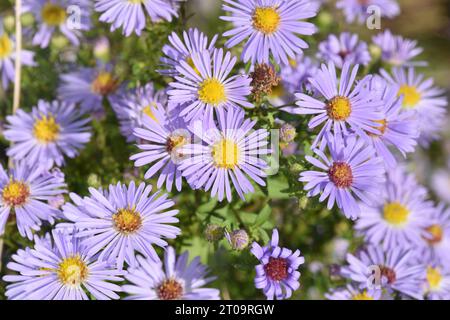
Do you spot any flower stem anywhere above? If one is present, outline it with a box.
[0,0,23,273]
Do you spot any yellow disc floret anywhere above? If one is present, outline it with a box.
[383,202,409,226]
[91,72,119,96]
[368,119,388,137]
[112,207,142,234]
[0,34,13,59]
[2,180,30,207]
[398,85,421,108]
[352,291,374,300]
[253,7,281,35]
[33,115,60,144]
[212,139,240,169]
[425,224,443,245]
[327,96,352,121]
[58,255,89,287]
[142,105,158,122]
[42,2,67,26]
[426,266,442,290]
[198,78,226,105]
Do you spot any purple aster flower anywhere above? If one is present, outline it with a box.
[221,0,317,64]
[3,229,123,300]
[95,0,180,36]
[317,33,371,68]
[419,203,450,266]
[168,48,253,122]
[58,65,121,113]
[355,166,433,251]
[336,0,400,24]
[325,284,388,300]
[281,55,318,92]
[4,100,91,169]
[251,229,304,300]
[62,181,181,269]
[110,82,167,142]
[372,29,425,67]
[122,247,220,300]
[381,67,447,146]
[159,28,218,76]
[422,263,450,300]
[341,245,425,300]
[130,108,191,192]
[0,28,36,90]
[179,108,270,202]
[299,134,385,220]
[293,62,383,149]
[23,0,91,48]
[0,162,66,239]
[364,76,418,168]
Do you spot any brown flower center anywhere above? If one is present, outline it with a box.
[380,266,396,284]
[328,162,353,188]
[157,279,184,300]
[264,257,288,281]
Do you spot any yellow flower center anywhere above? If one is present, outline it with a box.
[383,202,409,226]
[2,180,30,207]
[91,72,119,96]
[212,139,240,169]
[128,0,146,3]
[142,105,158,122]
[426,266,442,290]
[253,7,281,35]
[42,2,67,26]
[288,58,297,68]
[166,134,187,154]
[33,115,60,143]
[112,207,142,234]
[425,224,443,245]
[352,291,374,300]
[198,78,226,105]
[368,119,387,137]
[157,279,183,300]
[269,83,285,98]
[327,96,352,121]
[58,255,89,287]
[398,85,421,108]
[0,34,13,59]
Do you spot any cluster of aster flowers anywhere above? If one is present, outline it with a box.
[0,0,449,302]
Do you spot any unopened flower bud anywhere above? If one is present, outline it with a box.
[280,123,296,143]
[369,44,382,60]
[94,36,110,62]
[3,15,15,32]
[227,229,249,251]
[299,196,309,210]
